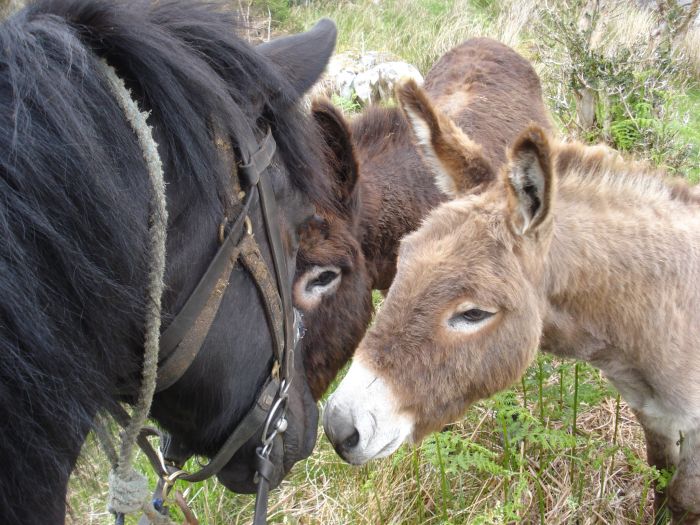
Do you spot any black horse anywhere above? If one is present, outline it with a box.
[0,1,338,523]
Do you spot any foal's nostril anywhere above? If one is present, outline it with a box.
[342,428,360,450]
[323,400,362,461]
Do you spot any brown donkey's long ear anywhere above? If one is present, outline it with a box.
[311,99,359,215]
[505,126,554,235]
[396,78,495,197]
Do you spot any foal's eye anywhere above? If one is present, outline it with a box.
[461,309,494,323]
[309,270,339,289]
[447,305,498,333]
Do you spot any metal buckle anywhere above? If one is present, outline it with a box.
[163,469,187,488]
[260,397,287,449]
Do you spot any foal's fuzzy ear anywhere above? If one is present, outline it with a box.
[505,126,554,236]
[396,78,495,197]
[312,99,359,214]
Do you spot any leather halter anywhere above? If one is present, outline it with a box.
[133,124,300,525]
[156,128,279,392]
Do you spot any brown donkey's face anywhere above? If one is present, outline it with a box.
[324,80,555,464]
[295,101,374,400]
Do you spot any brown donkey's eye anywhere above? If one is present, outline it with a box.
[461,309,494,323]
[308,270,339,290]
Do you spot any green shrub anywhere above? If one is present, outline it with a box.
[251,0,291,24]
[533,0,697,178]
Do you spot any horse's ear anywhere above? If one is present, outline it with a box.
[396,78,495,198]
[505,126,554,236]
[257,19,337,98]
[312,99,359,213]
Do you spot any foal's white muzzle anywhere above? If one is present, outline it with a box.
[323,359,414,465]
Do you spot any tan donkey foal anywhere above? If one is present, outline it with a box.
[324,80,700,523]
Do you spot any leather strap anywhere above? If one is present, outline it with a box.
[108,404,167,478]
[175,379,278,482]
[239,237,284,366]
[158,189,256,369]
[256,161,295,377]
[252,449,274,525]
[238,129,276,188]
[156,128,280,392]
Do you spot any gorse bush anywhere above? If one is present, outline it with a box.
[532,0,698,175]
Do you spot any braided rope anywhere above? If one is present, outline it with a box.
[97,59,171,522]
[94,414,119,467]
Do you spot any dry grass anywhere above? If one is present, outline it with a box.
[679,24,700,79]
[68,357,662,524]
[284,0,537,75]
[587,5,660,59]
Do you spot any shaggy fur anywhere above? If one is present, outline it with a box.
[347,123,700,523]
[0,1,334,522]
[298,38,552,399]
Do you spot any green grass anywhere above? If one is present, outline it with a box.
[672,85,700,184]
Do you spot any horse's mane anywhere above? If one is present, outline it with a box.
[554,141,699,207]
[0,1,327,520]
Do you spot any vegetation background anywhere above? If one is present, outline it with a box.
[64,0,700,523]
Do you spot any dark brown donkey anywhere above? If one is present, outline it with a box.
[298,38,553,399]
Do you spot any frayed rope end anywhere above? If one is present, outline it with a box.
[107,468,149,515]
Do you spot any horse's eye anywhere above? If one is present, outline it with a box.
[460,309,494,323]
[310,270,339,289]
[299,214,328,237]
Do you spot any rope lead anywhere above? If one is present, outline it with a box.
[96,58,172,525]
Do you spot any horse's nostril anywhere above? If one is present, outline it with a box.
[342,428,360,450]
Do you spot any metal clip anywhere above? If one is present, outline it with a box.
[163,469,187,489]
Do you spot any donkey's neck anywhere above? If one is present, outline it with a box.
[540,149,700,389]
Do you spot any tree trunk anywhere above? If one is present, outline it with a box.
[574,87,597,132]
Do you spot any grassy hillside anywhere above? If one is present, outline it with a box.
[68,1,700,523]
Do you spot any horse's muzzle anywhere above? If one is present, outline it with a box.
[217,374,318,493]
